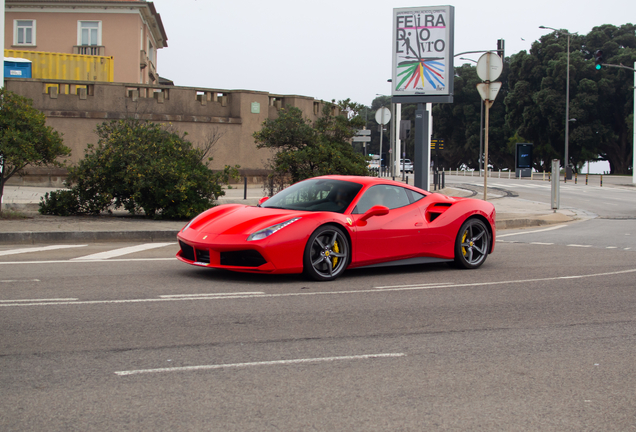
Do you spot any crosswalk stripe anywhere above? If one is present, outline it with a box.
[71,243,176,261]
[0,244,87,257]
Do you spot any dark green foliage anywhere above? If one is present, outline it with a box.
[39,119,239,219]
[254,100,370,194]
[505,23,636,173]
[39,190,81,216]
[0,88,70,212]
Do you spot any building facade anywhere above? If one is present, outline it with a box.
[5,0,167,84]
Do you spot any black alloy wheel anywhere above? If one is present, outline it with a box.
[454,218,490,269]
[304,225,350,281]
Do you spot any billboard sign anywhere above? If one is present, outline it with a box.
[516,143,533,169]
[392,5,454,103]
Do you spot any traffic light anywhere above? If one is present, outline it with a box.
[400,120,411,140]
[497,39,505,59]
[594,50,604,70]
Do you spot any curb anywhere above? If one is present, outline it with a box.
[495,218,567,230]
[0,230,179,245]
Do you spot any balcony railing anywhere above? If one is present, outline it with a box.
[73,45,105,56]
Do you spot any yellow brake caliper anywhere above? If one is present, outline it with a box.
[461,231,468,256]
[332,241,339,267]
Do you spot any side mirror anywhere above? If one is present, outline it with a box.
[258,197,270,207]
[359,205,389,222]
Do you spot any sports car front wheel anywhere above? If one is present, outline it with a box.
[454,218,490,269]
[304,225,350,281]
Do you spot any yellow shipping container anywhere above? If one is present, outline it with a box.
[4,49,114,82]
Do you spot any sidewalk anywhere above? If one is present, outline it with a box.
[0,183,584,245]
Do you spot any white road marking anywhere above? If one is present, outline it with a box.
[374,282,452,289]
[0,258,175,265]
[0,244,87,257]
[606,246,618,249]
[0,298,78,303]
[530,242,554,245]
[115,353,406,376]
[0,279,40,283]
[3,268,636,308]
[159,292,265,298]
[497,225,568,238]
[72,243,176,261]
[567,244,592,248]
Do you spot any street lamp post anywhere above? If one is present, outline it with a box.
[540,26,575,181]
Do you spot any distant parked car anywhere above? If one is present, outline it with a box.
[400,159,413,173]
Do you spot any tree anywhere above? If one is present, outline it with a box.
[0,88,70,212]
[432,62,513,171]
[39,119,238,219]
[505,24,636,173]
[254,100,369,194]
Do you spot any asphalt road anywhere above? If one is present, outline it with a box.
[1,240,635,431]
[448,174,636,218]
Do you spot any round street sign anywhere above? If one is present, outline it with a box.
[375,107,391,125]
[476,52,503,82]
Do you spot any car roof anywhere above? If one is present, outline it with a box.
[310,175,429,194]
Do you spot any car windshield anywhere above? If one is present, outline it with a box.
[261,179,363,213]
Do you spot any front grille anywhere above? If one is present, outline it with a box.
[195,248,210,264]
[220,250,267,267]
[179,240,195,261]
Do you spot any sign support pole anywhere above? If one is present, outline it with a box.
[414,103,429,190]
[483,99,492,200]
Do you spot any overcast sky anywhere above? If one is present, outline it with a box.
[154,0,635,107]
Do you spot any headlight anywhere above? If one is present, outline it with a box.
[183,218,196,231]
[247,217,301,241]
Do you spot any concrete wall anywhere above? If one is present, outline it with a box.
[5,78,331,186]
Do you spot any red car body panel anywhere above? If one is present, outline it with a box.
[176,175,496,275]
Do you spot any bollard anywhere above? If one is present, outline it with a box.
[586,173,588,185]
[244,176,247,200]
[600,174,603,187]
[575,173,577,184]
[406,176,409,185]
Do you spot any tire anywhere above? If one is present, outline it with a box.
[304,225,350,281]
[453,218,490,269]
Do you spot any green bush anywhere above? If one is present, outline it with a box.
[39,190,81,216]
[39,119,238,219]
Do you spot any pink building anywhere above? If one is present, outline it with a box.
[4,0,168,84]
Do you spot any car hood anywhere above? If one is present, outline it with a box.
[184,204,306,237]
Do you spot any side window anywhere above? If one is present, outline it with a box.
[354,185,411,213]
[407,190,426,203]
[14,20,36,46]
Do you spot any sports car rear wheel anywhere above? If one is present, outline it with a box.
[454,218,489,269]
[304,225,350,281]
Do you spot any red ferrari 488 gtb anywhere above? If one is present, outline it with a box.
[177,175,495,281]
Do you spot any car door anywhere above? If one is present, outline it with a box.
[350,185,426,266]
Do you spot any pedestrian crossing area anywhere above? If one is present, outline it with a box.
[0,242,177,264]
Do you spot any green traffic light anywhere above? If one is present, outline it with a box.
[596,64,602,70]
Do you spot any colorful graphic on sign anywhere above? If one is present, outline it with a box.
[392,6,454,99]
